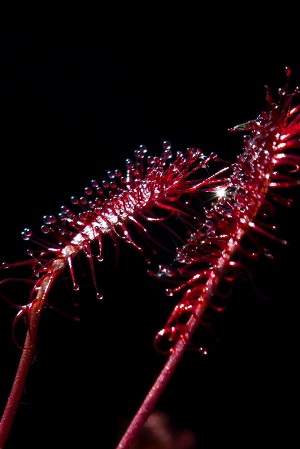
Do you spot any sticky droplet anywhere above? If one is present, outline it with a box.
[199,347,208,356]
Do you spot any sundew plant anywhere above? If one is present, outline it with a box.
[0,67,300,449]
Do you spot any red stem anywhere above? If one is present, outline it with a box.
[0,328,36,448]
[116,337,189,449]
[0,271,57,449]
[116,242,237,449]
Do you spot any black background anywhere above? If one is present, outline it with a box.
[0,9,299,449]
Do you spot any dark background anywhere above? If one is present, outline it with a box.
[0,9,299,449]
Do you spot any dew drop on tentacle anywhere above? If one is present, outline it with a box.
[41,225,50,234]
[198,347,208,356]
[162,141,173,161]
[21,228,32,240]
[285,66,292,78]
[1,262,10,269]
[115,169,122,178]
[80,196,88,206]
[107,170,115,179]
[43,215,56,225]
[71,196,80,205]
[96,187,104,197]
[166,289,174,297]
[109,180,118,190]
[84,187,93,196]
[134,144,148,159]
[147,155,156,165]
[90,179,99,189]
[163,140,172,151]
[132,144,148,179]
[60,205,74,218]
[102,179,110,189]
